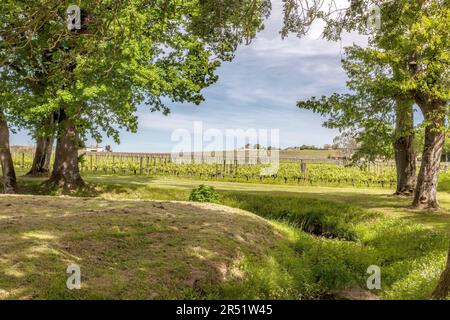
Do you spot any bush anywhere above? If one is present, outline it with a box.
[189,185,219,203]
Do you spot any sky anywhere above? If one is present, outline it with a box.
[11,0,368,153]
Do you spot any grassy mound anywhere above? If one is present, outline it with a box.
[0,195,311,299]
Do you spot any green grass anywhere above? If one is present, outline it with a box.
[1,173,449,299]
[217,191,448,299]
[219,192,379,241]
[1,195,307,299]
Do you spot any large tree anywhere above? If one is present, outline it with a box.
[26,115,56,177]
[284,0,450,296]
[433,247,450,299]
[0,108,17,194]
[365,1,450,208]
[297,46,417,195]
[284,1,417,194]
[284,0,450,208]
[0,0,271,190]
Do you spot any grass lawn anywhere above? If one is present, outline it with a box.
[1,173,449,299]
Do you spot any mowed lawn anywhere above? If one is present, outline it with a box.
[1,174,449,299]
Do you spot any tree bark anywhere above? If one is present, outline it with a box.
[412,99,446,209]
[27,116,55,177]
[46,109,84,191]
[394,100,416,195]
[29,135,54,175]
[432,246,450,299]
[0,110,17,194]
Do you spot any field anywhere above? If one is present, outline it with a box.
[12,151,400,188]
[1,173,449,299]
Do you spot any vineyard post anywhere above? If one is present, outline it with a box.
[90,154,93,172]
[112,155,115,173]
[139,156,143,176]
[146,156,150,176]
[21,152,24,168]
[300,160,307,179]
[215,162,218,178]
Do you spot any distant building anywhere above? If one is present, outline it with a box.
[83,145,105,153]
[10,145,34,153]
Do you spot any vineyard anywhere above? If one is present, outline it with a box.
[11,151,402,187]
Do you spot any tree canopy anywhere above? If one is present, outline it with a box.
[0,0,271,143]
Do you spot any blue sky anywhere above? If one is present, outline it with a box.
[11,1,368,152]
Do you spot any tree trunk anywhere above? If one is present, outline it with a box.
[27,113,57,177]
[0,110,17,194]
[413,99,446,209]
[432,246,450,299]
[47,109,84,191]
[394,100,416,195]
[27,132,54,177]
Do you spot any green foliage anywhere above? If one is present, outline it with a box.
[295,1,450,165]
[0,0,270,143]
[298,144,319,150]
[189,185,219,203]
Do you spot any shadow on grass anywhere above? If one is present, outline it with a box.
[1,196,306,299]
[4,174,449,299]
[15,174,176,200]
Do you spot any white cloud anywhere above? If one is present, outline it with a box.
[244,0,367,58]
